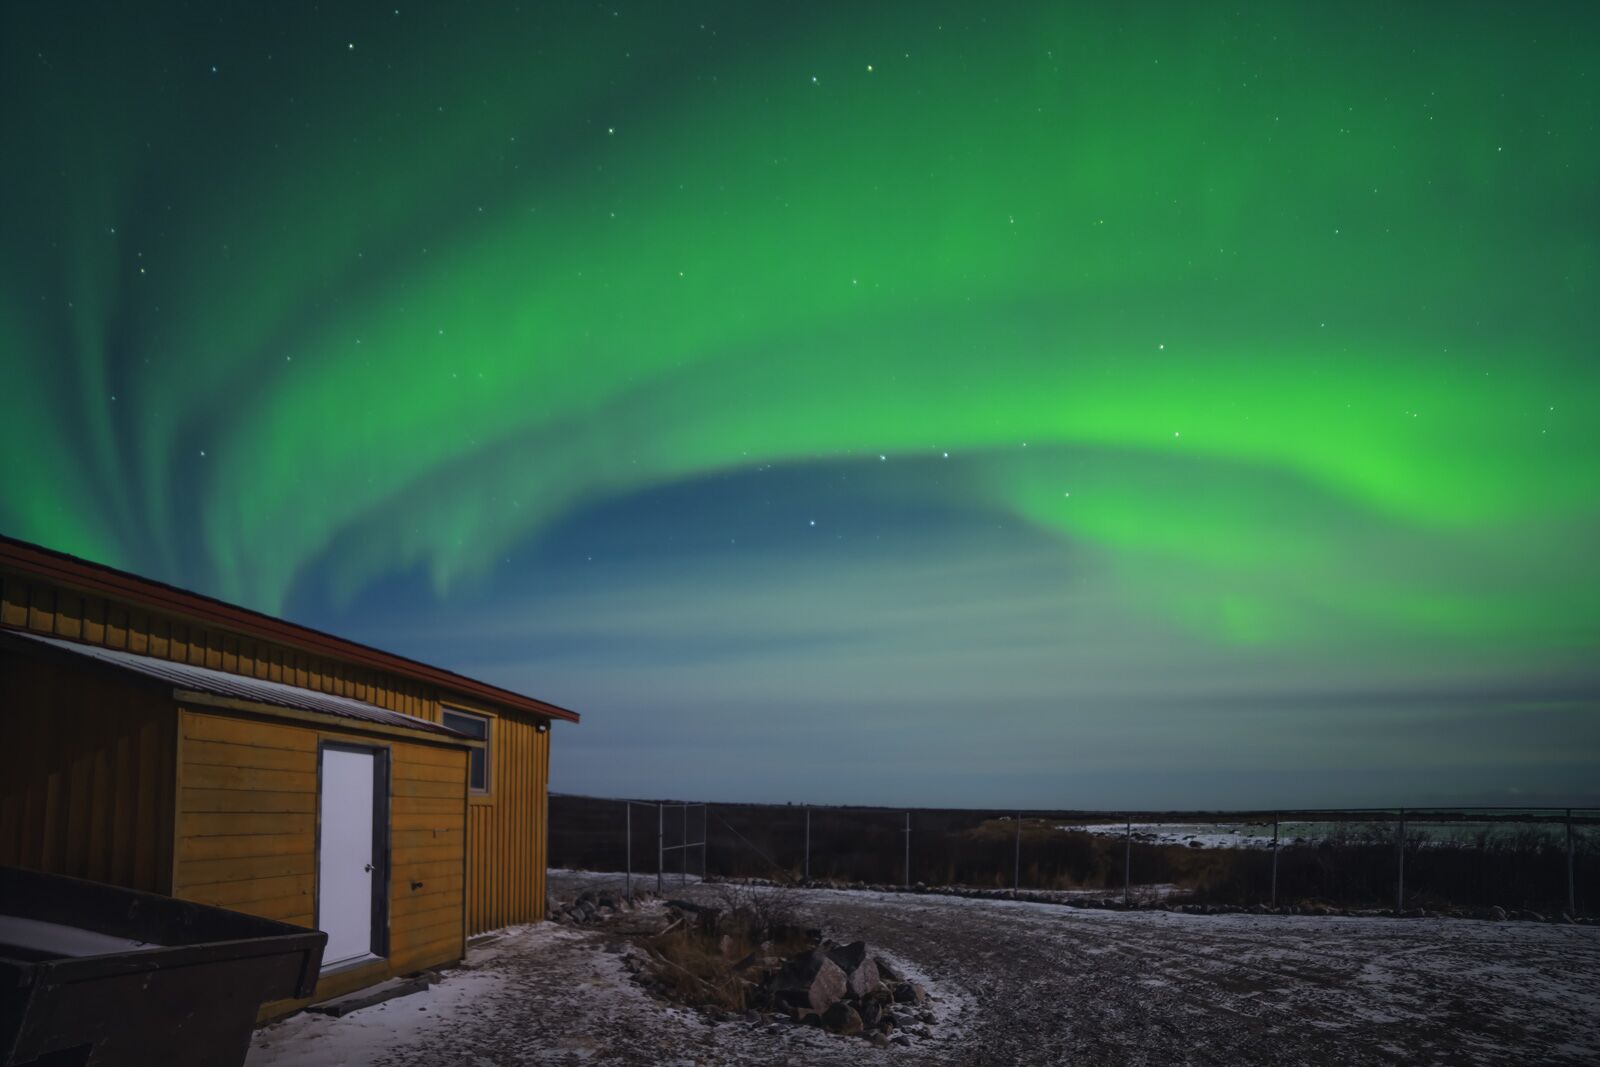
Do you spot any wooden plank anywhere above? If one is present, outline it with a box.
[392,796,463,815]
[28,583,56,635]
[391,812,464,833]
[181,811,316,837]
[393,858,463,881]
[83,596,106,644]
[56,593,82,640]
[391,902,459,931]
[182,788,317,814]
[127,608,150,654]
[392,778,459,799]
[391,761,463,784]
[177,852,313,888]
[181,713,317,752]
[183,765,317,793]
[179,873,314,908]
[391,827,463,849]
[183,738,315,773]
[179,832,312,862]
[389,936,462,977]
[392,745,466,770]
[389,888,461,918]
[391,843,461,866]
[0,574,28,626]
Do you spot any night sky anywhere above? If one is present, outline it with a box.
[2,3,1596,808]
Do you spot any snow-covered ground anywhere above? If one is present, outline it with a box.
[1061,820,1575,849]
[249,872,1600,1066]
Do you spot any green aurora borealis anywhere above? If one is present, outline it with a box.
[3,3,1597,805]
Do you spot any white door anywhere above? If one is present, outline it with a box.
[319,747,378,967]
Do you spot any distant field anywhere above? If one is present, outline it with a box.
[552,795,1597,916]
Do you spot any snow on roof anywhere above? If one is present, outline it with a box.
[4,630,470,740]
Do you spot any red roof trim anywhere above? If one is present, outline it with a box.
[0,535,579,724]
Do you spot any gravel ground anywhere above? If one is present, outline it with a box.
[250,872,1600,1066]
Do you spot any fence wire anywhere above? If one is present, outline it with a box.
[550,797,1598,916]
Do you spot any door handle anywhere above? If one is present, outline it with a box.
[364,862,374,873]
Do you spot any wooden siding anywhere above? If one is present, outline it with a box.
[461,708,550,934]
[2,566,553,936]
[1,570,439,720]
[173,708,469,1017]
[0,651,175,893]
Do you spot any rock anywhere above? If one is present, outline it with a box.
[772,950,848,1013]
[918,1010,934,1024]
[859,999,884,1029]
[874,956,904,983]
[826,941,881,998]
[821,1002,864,1035]
[870,1032,890,1047]
[891,1033,913,1047]
[892,981,927,1006]
[1526,911,1546,923]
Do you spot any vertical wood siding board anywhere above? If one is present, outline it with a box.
[135,719,159,891]
[29,582,55,635]
[114,731,135,885]
[42,770,63,873]
[88,736,111,882]
[0,573,22,626]
[84,596,106,644]
[129,609,149,654]
[21,777,41,870]
[151,615,169,660]
[57,593,82,640]
[0,793,16,868]
[66,746,91,877]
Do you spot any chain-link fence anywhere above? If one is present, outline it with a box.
[550,796,1597,916]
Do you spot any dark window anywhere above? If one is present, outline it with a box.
[442,709,490,793]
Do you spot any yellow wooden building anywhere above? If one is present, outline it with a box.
[0,535,578,1015]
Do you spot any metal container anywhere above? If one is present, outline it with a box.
[0,865,325,1066]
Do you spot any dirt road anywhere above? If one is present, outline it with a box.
[250,874,1600,1066]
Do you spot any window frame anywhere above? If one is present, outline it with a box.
[441,706,492,796]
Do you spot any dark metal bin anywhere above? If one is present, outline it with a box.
[0,865,326,1067]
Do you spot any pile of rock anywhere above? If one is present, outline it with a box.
[548,887,656,926]
[752,939,932,1046]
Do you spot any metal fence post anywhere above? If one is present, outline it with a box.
[657,803,664,895]
[904,812,911,887]
[625,802,632,904]
[1395,808,1406,913]
[1013,812,1021,897]
[1123,819,1132,906]
[682,804,688,887]
[1567,808,1576,917]
[805,808,811,882]
[703,804,709,880]
[1270,815,1279,909]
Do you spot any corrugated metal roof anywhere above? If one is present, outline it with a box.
[5,630,470,741]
